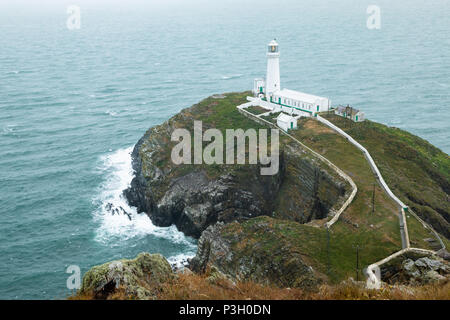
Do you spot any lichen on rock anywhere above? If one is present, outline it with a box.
[381,252,449,285]
[79,253,173,299]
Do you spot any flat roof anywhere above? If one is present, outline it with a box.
[277,113,296,122]
[276,89,328,104]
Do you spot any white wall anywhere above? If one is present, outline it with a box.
[277,120,289,132]
[266,54,280,95]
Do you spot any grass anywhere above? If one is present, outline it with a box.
[282,116,445,280]
[260,111,282,124]
[321,113,449,239]
[159,270,450,300]
[71,269,450,300]
[245,105,270,115]
[220,216,401,284]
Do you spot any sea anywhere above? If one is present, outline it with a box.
[0,0,449,299]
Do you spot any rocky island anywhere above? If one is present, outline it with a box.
[75,92,450,300]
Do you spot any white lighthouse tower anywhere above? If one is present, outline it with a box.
[266,39,281,96]
[251,39,331,117]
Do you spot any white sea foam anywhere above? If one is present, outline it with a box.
[93,147,197,253]
[105,110,118,117]
[2,124,18,135]
[167,253,196,269]
[221,74,243,80]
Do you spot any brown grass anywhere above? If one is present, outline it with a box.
[157,272,306,300]
[70,271,450,300]
[311,279,450,300]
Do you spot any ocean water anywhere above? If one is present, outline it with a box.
[0,0,449,299]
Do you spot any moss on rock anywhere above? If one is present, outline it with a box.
[79,253,173,299]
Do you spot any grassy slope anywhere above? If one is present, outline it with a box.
[321,114,450,243]
[290,117,443,251]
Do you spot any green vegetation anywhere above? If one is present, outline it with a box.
[245,105,270,115]
[321,113,449,240]
[221,216,402,283]
[260,111,282,124]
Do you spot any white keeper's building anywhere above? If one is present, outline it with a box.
[253,40,331,116]
[276,113,298,131]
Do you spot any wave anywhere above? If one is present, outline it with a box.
[167,253,196,270]
[5,70,33,75]
[221,74,243,80]
[92,147,196,251]
[105,110,118,117]
[2,124,19,135]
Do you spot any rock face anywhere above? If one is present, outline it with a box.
[125,94,347,238]
[437,248,450,261]
[273,144,348,223]
[79,253,173,299]
[189,217,323,290]
[381,253,449,285]
[126,135,284,238]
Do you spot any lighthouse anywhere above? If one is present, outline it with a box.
[266,39,281,96]
[252,40,330,116]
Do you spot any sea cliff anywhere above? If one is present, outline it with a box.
[75,92,450,299]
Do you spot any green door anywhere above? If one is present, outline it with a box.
[260,87,263,93]
[278,98,281,104]
[356,115,358,121]
[291,122,293,129]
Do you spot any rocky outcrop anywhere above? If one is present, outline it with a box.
[126,141,284,238]
[381,253,449,285]
[189,217,323,290]
[124,95,348,239]
[79,253,173,299]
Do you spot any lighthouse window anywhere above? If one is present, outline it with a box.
[268,45,278,53]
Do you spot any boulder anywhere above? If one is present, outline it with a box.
[402,259,421,279]
[382,253,449,285]
[415,257,442,271]
[79,253,173,299]
[422,270,446,283]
